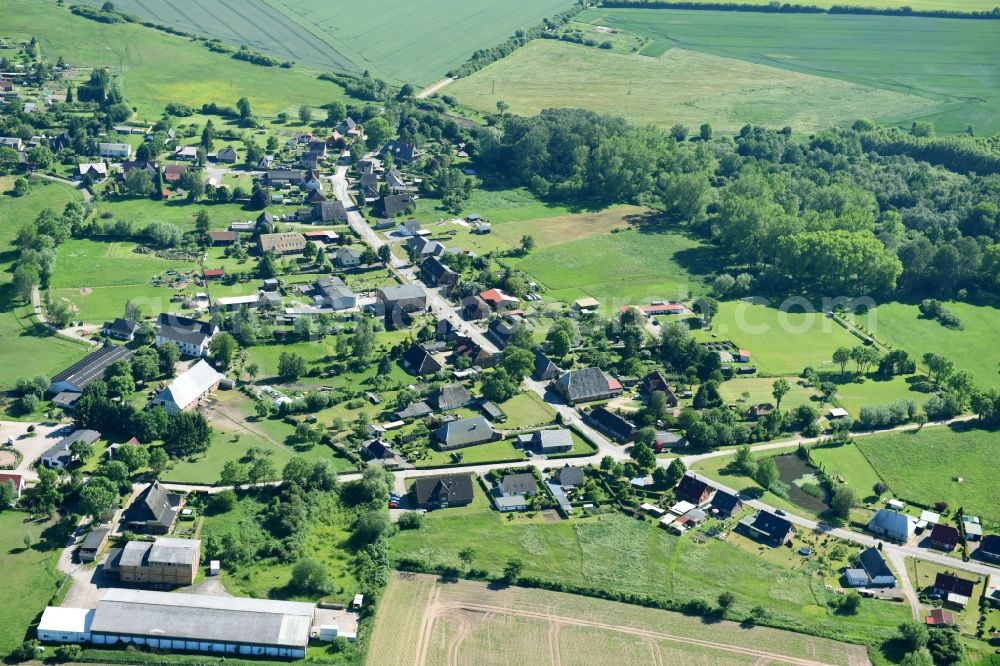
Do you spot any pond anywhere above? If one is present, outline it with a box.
[774,453,829,514]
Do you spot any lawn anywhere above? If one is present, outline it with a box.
[511,228,711,306]
[448,39,934,133]
[92,198,259,234]
[850,300,1000,389]
[0,513,71,657]
[853,425,1000,524]
[692,301,862,377]
[76,0,577,86]
[50,240,193,290]
[810,442,885,503]
[390,506,910,646]
[579,8,1000,133]
[497,392,557,429]
[7,0,349,118]
[718,376,820,413]
[826,373,932,417]
[417,439,527,467]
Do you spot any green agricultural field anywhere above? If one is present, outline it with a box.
[448,39,934,133]
[76,0,576,86]
[7,0,348,118]
[853,426,1000,523]
[0,514,71,656]
[810,442,885,502]
[718,376,820,413]
[511,228,711,306]
[390,501,909,646]
[580,9,1000,133]
[693,301,861,376]
[851,301,1000,389]
[827,374,932,417]
[92,198,258,234]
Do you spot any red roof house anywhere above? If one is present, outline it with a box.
[203,268,226,280]
[0,472,26,499]
[479,288,519,310]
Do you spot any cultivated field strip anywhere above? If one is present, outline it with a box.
[368,573,871,666]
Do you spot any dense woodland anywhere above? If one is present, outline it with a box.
[477,109,1000,300]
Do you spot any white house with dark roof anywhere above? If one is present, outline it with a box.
[99,142,132,158]
[155,313,218,357]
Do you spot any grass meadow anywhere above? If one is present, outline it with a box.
[448,39,933,133]
[853,425,1000,523]
[390,491,909,647]
[6,0,348,118]
[580,9,1000,133]
[0,514,71,656]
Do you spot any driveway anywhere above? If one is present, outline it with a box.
[2,420,72,482]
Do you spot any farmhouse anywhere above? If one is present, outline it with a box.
[533,350,562,381]
[868,509,915,544]
[928,524,961,551]
[674,474,715,507]
[554,367,622,404]
[412,474,475,510]
[60,589,316,659]
[933,573,975,608]
[376,284,427,315]
[435,416,495,450]
[124,481,182,534]
[315,276,357,310]
[151,360,223,415]
[0,472,26,500]
[402,343,442,376]
[585,407,636,444]
[49,344,137,394]
[78,527,110,563]
[313,201,347,223]
[109,538,200,587]
[41,429,100,469]
[155,313,218,358]
[432,382,474,411]
[737,511,795,547]
[99,142,132,158]
[258,232,307,256]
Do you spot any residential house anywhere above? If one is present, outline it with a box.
[102,318,139,342]
[480,400,505,422]
[533,350,562,381]
[373,218,396,231]
[360,440,402,469]
[117,160,157,183]
[376,284,427,316]
[674,474,715,507]
[335,247,362,268]
[99,142,132,158]
[380,140,418,164]
[112,538,201,586]
[76,162,107,181]
[553,367,622,404]
[386,168,406,192]
[359,173,379,198]
[867,509,915,544]
[557,466,585,488]
[355,159,375,175]
[78,527,110,563]
[173,146,198,160]
[49,345,136,394]
[150,360,223,415]
[748,403,775,420]
[433,382,474,411]
[451,336,495,369]
[436,416,495,450]
[41,430,100,469]
[379,194,416,218]
[155,313,218,358]
[402,343,442,376]
[412,474,474,510]
[585,407,636,444]
[0,472,26,500]
[737,511,795,547]
[641,371,679,406]
[258,155,274,170]
[263,169,304,187]
[501,473,538,497]
[933,573,975,608]
[462,295,491,321]
[314,276,356,310]
[163,163,187,183]
[395,401,433,421]
[258,232,307,256]
[979,535,1000,563]
[421,256,458,287]
[208,230,238,246]
[710,490,742,518]
[313,201,347,223]
[926,609,956,627]
[335,117,358,136]
[479,288,518,311]
[929,524,961,551]
[124,481,182,534]
[203,268,225,280]
[471,222,492,235]
[0,136,24,150]
[858,548,897,587]
[397,218,422,237]
[486,314,521,349]
[216,146,238,164]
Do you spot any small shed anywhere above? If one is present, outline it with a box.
[209,560,220,576]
